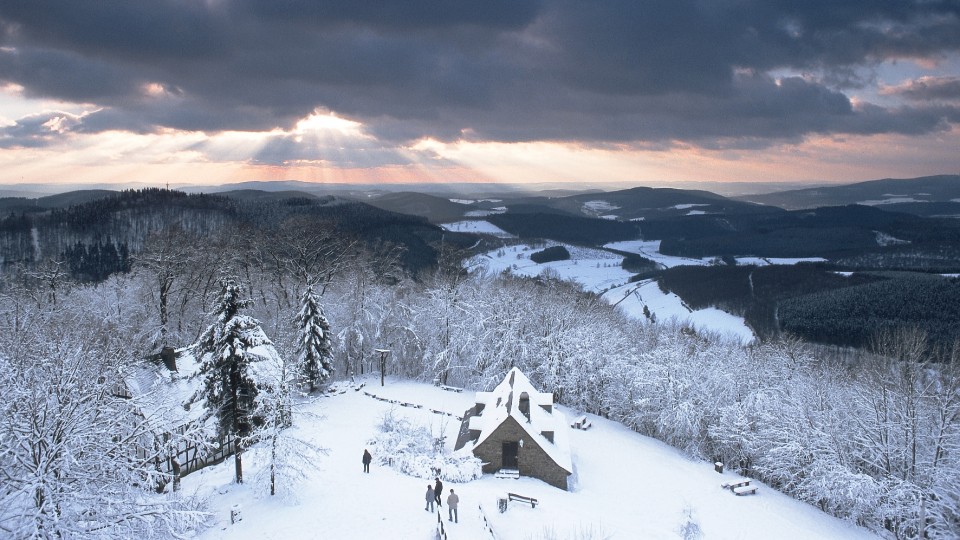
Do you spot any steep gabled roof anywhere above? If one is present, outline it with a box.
[469,367,571,473]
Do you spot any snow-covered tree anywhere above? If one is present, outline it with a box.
[0,291,209,538]
[295,285,334,392]
[193,277,274,484]
[250,350,327,500]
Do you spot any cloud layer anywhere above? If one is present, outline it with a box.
[1,0,959,160]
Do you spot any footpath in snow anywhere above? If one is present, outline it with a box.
[186,378,879,540]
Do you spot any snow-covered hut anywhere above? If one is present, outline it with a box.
[123,342,283,476]
[454,367,572,490]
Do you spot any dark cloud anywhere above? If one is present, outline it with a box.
[882,76,960,101]
[0,0,958,147]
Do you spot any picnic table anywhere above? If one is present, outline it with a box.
[721,478,758,496]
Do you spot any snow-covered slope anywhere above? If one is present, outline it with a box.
[186,378,880,540]
[607,279,755,343]
[469,243,756,343]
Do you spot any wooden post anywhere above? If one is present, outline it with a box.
[375,349,390,387]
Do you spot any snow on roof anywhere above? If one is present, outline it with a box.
[125,349,207,434]
[126,341,284,434]
[470,367,572,473]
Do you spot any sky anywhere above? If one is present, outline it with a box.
[0,1,959,188]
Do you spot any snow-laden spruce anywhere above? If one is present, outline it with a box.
[295,285,334,392]
[192,277,280,485]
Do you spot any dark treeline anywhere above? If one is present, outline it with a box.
[0,188,473,279]
[779,274,960,349]
[657,265,960,348]
[644,205,960,270]
[63,238,131,282]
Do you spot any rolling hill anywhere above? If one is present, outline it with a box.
[738,174,960,210]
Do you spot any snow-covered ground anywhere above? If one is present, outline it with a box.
[734,256,827,266]
[471,240,837,344]
[582,200,620,214]
[858,197,923,205]
[441,220,515,238]
[187,378,880,540]
[471,242,756,342]
[605,279,755,344]
[465,208,507,217]
[469,243,633,294]
[604,240,712,268]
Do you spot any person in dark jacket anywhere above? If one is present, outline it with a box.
[425,485,435,512]
[362,449,372,473]
[434,478,443,507]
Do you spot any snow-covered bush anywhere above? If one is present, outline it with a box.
[368,408,482,482]
[678,505,703,540]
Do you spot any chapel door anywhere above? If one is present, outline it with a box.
[502,441,519,469]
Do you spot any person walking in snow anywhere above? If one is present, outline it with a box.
[434,478,443,507]
[425,484,435,512]
[362,449,372,473]
[447,488,459,523]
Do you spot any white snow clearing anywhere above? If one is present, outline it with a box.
[858,197,923,205]
[734,256,827,266]
[605,279,755,344]
[582,200,620,214]
[604,240,712,268]
[472,242,756,342]
[186,378,880,540]
[441,220,515,238]
[874,231,910,246]
[465,208,507,217]
[469,243,632,294]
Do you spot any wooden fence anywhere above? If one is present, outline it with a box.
[136,433,236,478]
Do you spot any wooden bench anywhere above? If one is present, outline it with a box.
[721,478,758,496]
[495,468,520,479]
[440,385,463,393]
[507,492,538,508]
[570,415,592,430]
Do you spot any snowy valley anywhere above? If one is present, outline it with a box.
[1,185,958,539]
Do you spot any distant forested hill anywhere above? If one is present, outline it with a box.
[738,174,960,210]
[656,264,960,348]
[0,188,468,281]
[644,205,960,270]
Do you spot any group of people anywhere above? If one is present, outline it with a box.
[425,478,459,523]
[362,450,460,524]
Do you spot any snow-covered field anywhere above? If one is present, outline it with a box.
[441,220,515,238]
[606,280,755,344]
[469,243,633,294]
[734,256,827,266]
[470,242,756,342]
[187,378,880,540]
[858,197,923,205]
[604,240,712,268]
[470,239,839,343]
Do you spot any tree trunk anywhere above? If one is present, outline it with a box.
[235,440,243,484]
